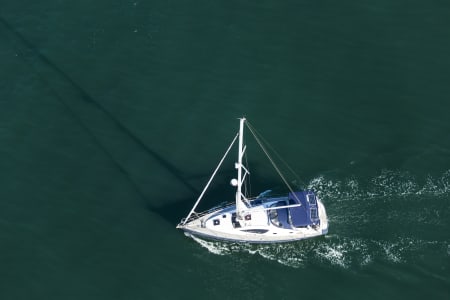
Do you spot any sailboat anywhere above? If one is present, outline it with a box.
[177,118,328,243]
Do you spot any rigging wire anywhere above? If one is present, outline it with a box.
[245,121,307,189]
[182,132,239,224]
[245,121,299,199]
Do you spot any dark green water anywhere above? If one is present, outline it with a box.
[1,1,449,299]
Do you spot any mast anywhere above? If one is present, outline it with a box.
[235,117,247,218]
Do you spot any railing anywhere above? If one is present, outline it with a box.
[178,194,290,227]
[178,201,236,226]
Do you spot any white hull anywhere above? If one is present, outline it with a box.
[177,197,328,243]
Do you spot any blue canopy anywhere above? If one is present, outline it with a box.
[288,191,320,227]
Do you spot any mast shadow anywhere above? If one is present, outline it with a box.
[0,16,203,220]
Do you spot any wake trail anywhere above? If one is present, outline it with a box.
[187,169,450,269]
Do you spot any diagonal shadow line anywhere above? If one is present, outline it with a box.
[0,16,199,197]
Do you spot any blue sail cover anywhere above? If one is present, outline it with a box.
[288,191,320,227]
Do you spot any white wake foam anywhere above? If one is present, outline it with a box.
[189,234,448,269]
[308,169,450,201]
[187,170,450,269]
